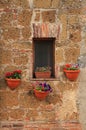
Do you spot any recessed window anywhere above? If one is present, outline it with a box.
[33,38,55,78]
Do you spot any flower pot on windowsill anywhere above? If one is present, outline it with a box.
[6,78,21,90]
[35,66,51,78]
[35,71,51,78]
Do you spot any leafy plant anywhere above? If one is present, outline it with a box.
[5,70,22,79]
[64,63,79,70]
[35,66,51,72]
[33,82,52,92]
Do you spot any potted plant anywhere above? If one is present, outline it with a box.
[33,82,52,100]
[35,66,51,78]
[63,63,80,81]
[5,70,22,90]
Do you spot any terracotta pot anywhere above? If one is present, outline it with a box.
[35,71,51,78]
[64,69,80,81]
[6,78,21,90]
[34,89,49,100]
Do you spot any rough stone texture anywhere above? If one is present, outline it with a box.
[2,27,20,40]
[9,109,24,120]
[22,27,31,40]
[69,24,81,43]
[51,0,60,8]
[65,47,80,62]
[59,14,67,41]
[77,68,86,130]
[55,48,64,63]
[0,91,19,108]
[0,50,12,64]
[42,11,56,23]
[12,0,30,9]
[0,0,85,129]
[34,12,40,21]
[1,13,13,27]
[18,10,32,27]
[77,1,86,128]
[34,0,51,8]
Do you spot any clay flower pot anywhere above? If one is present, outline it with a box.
[6,78,21,90]
[64,69,80,81]
[34,89,49,100]
[35,71,51,78]
[35,66,51,78]
[33,82,52,100]
[5,70,22,90]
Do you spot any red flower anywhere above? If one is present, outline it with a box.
[65,64,71,68]
[5,70,22,79]
[13,70,22,74]
[5,72,13,77]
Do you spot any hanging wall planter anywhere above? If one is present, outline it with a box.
[33,82,52,100]
[5,70,22,90]
[6,78,21,90]
[64,69,80,81]
[34,89,49,100]
[63,63,80,81]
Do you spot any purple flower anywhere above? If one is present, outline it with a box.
[35,82,52,92]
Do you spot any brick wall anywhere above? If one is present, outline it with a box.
[0,0,84,129]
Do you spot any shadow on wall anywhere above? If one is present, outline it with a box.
[77,53,86,68]
[77,53,86,130]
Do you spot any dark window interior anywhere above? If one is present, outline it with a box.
[33,38,55,78]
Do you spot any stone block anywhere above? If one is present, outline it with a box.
[51,0,60,8]
[58,90,78,120]
[14,55,28,65]
[61,0,81,15]
[12,0,29,9]
[22,27,31,40]
[4,66,17,73]
[67,8,81,15]
[0,110,9,120]
[19,92,40,108]
[0,0,11,8]
[64,47,80,62]
[42,10,56,23]
[0,91,19,108]
[18,10,32,26]
[34,0,51,8]
[2,27,20,40]
[11,42,32,50]
[9,109,24,119]
[55,48,64,63]
[59,14,67,41]
[1,12,13,27]
[1,50,12,64]
[68,16,79,25]
[34,12,40,21]
[69,25,81,43]
[26,110,55,122]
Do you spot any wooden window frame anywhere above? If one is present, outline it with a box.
[32,37,55,78]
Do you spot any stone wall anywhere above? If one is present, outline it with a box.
[76,0,86,129]
[0,0,85,129]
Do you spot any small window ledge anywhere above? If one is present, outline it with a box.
[30,78,60,81]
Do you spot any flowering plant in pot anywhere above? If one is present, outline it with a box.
[35,66,51,78]
[5,70,22,90]
[33,82,52,100]
[63,63,80,81]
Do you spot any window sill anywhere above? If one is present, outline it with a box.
[30,77,60,81]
